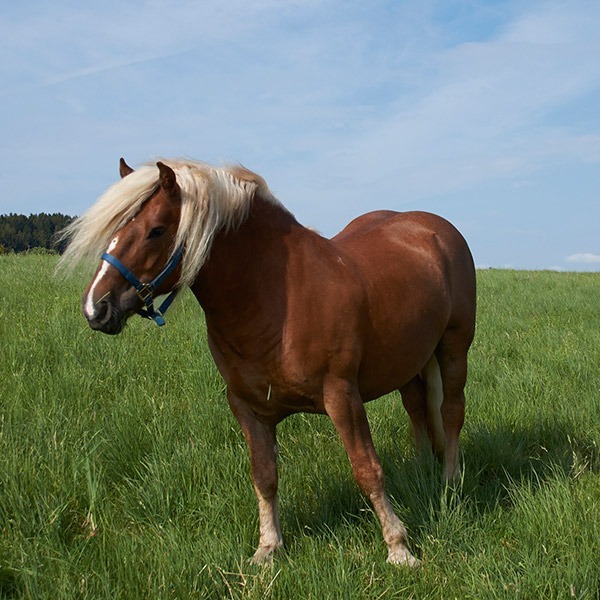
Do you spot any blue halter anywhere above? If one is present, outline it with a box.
[100,247,184,326]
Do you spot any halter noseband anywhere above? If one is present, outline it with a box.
[100,247,184,326]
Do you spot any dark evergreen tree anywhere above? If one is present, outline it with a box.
[0,213,75,253]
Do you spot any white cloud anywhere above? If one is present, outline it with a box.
[566,253,600,264]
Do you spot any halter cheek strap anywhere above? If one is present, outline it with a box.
[100,247,184,326]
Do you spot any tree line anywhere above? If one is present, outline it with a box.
[0,213,75,254]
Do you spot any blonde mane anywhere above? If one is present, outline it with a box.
[59,159,283,287]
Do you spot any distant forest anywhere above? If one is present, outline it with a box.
[0,213,75,254]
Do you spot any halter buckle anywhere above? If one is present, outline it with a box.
[136,284,154,304]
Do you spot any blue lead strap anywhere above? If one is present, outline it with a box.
[100,247,183,326]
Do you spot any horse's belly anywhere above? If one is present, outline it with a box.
[357,344,435,401]
[356,306,446,401]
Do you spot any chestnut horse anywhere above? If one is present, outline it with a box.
[60,158,476,567]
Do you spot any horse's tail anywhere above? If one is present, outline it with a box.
[423,355,445,453]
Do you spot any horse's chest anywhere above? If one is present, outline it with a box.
[207,332,324,417]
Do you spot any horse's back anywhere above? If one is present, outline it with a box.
[334,210,466,253]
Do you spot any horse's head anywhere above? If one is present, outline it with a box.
[83,160,183,334]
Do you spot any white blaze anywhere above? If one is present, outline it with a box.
[84,236,119,320]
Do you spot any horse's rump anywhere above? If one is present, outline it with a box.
[330,210,476,400]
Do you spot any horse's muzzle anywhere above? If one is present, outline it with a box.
[85,299,126,335]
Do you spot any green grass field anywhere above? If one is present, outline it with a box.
[1,254,598,599]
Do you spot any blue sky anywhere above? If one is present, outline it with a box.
[1,0,599,270]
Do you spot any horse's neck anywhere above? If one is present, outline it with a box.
[190,198,299,343]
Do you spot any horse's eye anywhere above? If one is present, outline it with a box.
[148,226,165,240]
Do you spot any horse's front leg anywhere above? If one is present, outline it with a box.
[323,375,420,567]
[227,390,283,564]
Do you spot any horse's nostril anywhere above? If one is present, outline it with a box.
[89,300,111,328]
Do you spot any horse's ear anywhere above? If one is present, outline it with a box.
[157,162,179,199]
[119,158,134,178]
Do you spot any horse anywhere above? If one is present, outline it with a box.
[60,158,476,567]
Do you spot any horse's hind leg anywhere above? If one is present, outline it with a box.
[400,375,432,456]
[400,357,445,459]
[436,333,469,482]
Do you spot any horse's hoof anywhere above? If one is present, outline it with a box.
[387,547,421,568]
[249,545,282,566]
